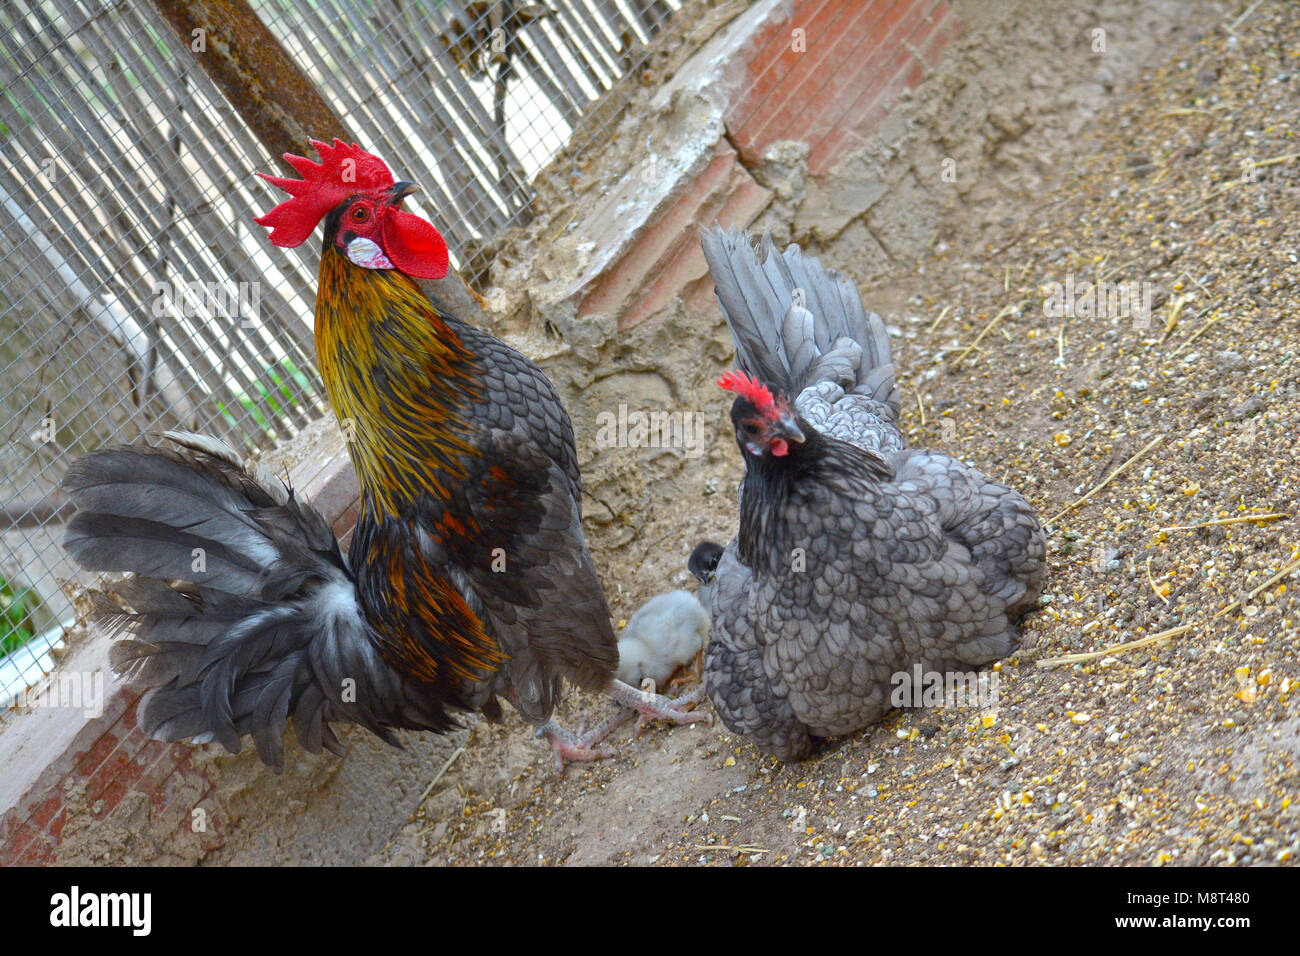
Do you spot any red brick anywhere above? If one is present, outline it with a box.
[154,784,206,834]
[806,54,908,170]
[808,1,959,172]
[12,833,55,865]
[799,0,930,159]
[117,695,140,731]
[723,0,963,176]
[130,736,171,771]
[736,0,905,158]
[578,137,772,330]
[730,0,867,141]
[24,790,62,832]
[73,727,121,778]
[623,164,774,328]
[0,810,19,846]
[90,776,130,819]
[149,749,212,821]
[86,744,134,794]
[79,720,163,816]
[735,0,897,136]
[86,743,150,809]
[139,747,190,814]
[45,806,69,841]
[1,818,45,866]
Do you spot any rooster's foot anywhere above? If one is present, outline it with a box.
[536,713,631,776]
[609,678,710,735]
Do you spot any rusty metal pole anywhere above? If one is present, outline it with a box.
[153,0,350,167]
[151,0,487,318]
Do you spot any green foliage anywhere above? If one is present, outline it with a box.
[217,357,312,433]
[0,576,36,657]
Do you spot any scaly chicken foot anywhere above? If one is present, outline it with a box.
[610,678,710,735]
[536,680,709,774]
[535,714,629,776]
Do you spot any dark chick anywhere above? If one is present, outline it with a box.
[697,228,1046,761]
[688,540,724,609]
[61,140,703,773]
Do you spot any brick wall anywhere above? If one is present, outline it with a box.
[0,434,348,865]
[1,695,224,865]
[727,0,960,174]
[576,0,960,332]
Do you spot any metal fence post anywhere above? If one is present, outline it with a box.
[152,0,353,166]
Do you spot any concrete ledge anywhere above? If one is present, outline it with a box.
[580,137,773,330]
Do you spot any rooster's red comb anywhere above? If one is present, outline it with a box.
[255,139,395,248]
[717,370,780,417]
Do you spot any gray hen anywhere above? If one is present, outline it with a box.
[697,228,1046,761]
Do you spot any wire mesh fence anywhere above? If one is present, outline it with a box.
[0,0,684,708]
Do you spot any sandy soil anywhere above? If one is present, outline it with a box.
[352,0,1299,866]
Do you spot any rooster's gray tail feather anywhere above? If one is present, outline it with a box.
[62,433,452,770]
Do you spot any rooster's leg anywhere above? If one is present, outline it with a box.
[608,678,710,732]
[535,679,709,774]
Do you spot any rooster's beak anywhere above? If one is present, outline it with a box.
[390,181,420,206]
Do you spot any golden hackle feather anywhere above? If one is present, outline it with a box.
[314,250,484,521]
[315,251,504,688]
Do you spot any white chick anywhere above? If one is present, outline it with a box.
[616,589,710,689]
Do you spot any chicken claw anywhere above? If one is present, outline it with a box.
[535,680,710,774]
[535,713,630,776]
[610,678,710,735]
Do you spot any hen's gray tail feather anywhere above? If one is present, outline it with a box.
[700,227,900,417]
[62,432,442,770]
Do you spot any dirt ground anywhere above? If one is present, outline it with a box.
[360,0,1300,867]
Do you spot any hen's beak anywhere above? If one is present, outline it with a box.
[764,413,805,458]
[775,413,805,445]
[389,181,420,206]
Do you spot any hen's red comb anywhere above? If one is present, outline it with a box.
[255,139,395,248]
[717,370,779,416]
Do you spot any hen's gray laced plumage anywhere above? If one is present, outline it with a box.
[698,228,1046,761]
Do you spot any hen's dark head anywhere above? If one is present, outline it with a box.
[256,139,449,280]
[718,370,805,459]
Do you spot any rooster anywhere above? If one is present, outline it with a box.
[695,229,1046,761]
[61,139,702,773]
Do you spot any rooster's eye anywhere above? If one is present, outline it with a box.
[350,206,369,223]
[741,423,759,436]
